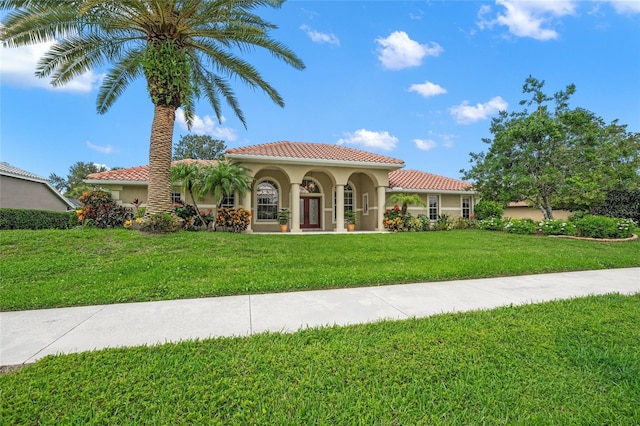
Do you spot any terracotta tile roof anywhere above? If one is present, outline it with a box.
[86,159,217,181]
[226,141,404,165]
[388,169,473,192]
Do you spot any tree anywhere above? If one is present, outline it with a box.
[47,173,69,194]
[170,161,206,226]
[461,76,640,219]
[1,0,305,222]
[200,159,252,208]
[389,193,426,215]
[48,161,108,198]
[173,134,226,160]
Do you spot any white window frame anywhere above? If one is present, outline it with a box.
[255,179,280,222]
[429,195,439,220]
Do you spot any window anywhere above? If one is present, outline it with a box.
[363,193,369,215]
[221,193,235,209]
[300,178,320,194]
[462,196,471,219]
[171,192,182,204]
[256,180,279,220]
[429,195,439,220]
[334,183,355,221]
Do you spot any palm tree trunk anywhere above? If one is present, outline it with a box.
[146,105,176,216]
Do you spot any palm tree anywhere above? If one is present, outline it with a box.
[170,161,207,226]
[200,159,252,208]
[0,0,304,219]
[390,193,426,215]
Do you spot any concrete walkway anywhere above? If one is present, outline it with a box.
[2,268,638,367]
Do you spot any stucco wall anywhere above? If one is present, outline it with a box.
[504,207,571,221]
[0,175,69,211]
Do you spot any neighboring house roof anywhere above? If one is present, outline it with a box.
[388,169,473,193]
[86,159,217,183]
[226,141,405,167]
[0,162,75,209]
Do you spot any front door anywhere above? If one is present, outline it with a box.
[300,196,321,229]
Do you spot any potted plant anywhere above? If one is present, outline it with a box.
[277,208,290,232]
[345,209,357,232]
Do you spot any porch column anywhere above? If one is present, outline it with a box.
[242,190,252,233]
[290,183,301,233]
[376,185,386,231]
[336,184,345,232]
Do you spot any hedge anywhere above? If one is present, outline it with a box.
[0,208,76,230]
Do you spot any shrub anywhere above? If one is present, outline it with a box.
[0,208,74,230]
[592,189,640,222]
[574,215,635,239]
[504,218,536,235]
[568,211,589,223]
[416,214,431,231]
[479,217,503,231]
[433,214,451,231]
[539,219,576,236]
[215,208,251,233]
[76,190,131,228]
[383,205,404,232]
[139,213,183,233]
[474,200,504,220]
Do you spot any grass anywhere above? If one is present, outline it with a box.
[1,293,639,424]
[1,228,639,311]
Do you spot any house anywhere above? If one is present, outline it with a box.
[504,201,571,221]
[85,141,479,232]
[0,162,75,212]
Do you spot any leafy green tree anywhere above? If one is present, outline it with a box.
[1,0,305,222]
[200,159,252,208]
[389,193,426,215]
[173,135,226,160]
[461,76,640,219]
[48,161,108,198]
[47,173,69,194]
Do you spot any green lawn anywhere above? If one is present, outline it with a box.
[1,229,639,311]
[2,294,639,424]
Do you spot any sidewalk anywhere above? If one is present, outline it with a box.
[2,268,639,367]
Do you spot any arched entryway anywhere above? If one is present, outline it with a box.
[299,178,322,229]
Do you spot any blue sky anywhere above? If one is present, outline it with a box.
[1,0,639,181]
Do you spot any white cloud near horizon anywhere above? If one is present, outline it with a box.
[175,109,237,141]
[477,0,577,40]
[450,96,508,124]
[0,42,102,92]
[409,81,447,98]
[375,31,443,70]
[300,24,340,45]
[86,141,114,154]
[413,139,437,151]
[337,129,398,151]
[606,0,640,14]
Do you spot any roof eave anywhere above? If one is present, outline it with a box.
[84,179,149,185]
[387,187,478,195]
[226,153,405,170]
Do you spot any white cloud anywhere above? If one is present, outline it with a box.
[409,81,447,98]
[413,139,437,151]
[337,129,398,151]
[375,31,443,70]
[86,141,114,154]
[478,0,577,40]
[450,96,508,124]
[300,25,340,45]
[175,109,237,141]
[606,0,640,14]
[0,42,102,92]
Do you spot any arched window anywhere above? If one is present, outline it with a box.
[256,180,279,220]
[300,178,321,194]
